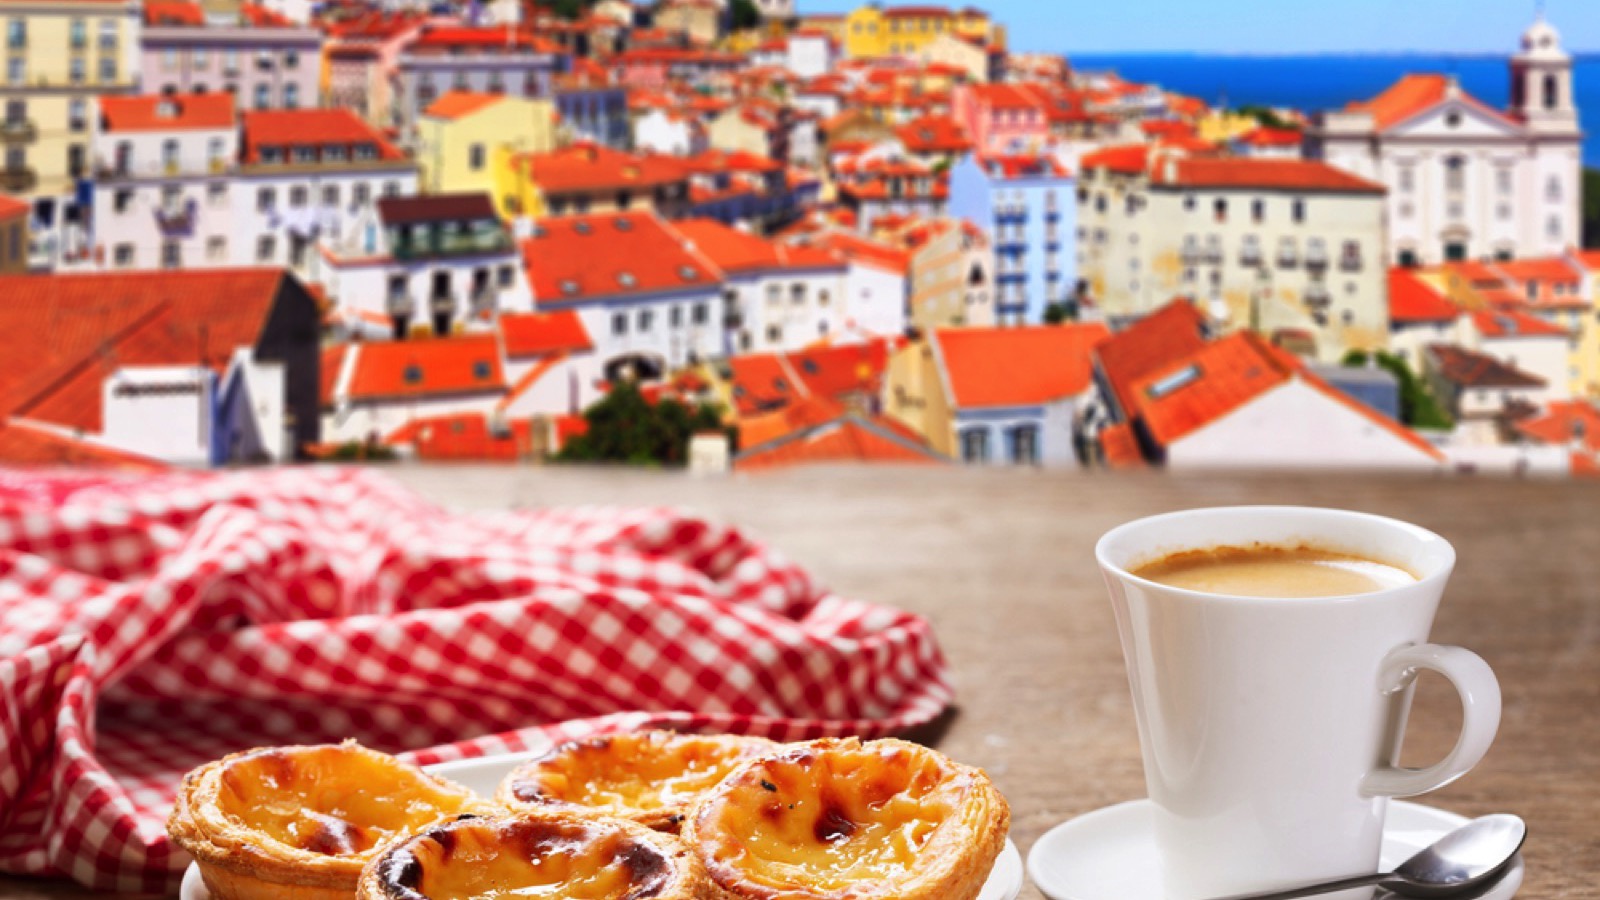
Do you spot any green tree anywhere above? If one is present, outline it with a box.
[1341,350,1453,431]
[533,0,590,20]
[1043,302,1072,324]
[1583,167,1600,248]
[557,381,731,466]
[1235,105,1297,132]
[729,0,760,30]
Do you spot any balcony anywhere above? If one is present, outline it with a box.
[154,198,197,236]
[427,293,454,316]
[390,223,514,261]
[0,167,36,191]
[1339,253,1363,273]
[1277,246,1299,269]
[386,292,414,318]
[1305,244,1329,271]
[1181,239,1201,265]
[470,289,497,318]
[0,119,35,142]
[1240,244,1262,267]
[1303,283,1332,309]
[1203,243,1223,265]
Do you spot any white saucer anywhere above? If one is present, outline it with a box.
[180,753,1024,900]
[1027,799,1524,900]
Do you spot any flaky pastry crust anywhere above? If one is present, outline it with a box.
[683,737,1010,900]
[354,810,707,900]
[167,741,496,900]
[496,730,777,831]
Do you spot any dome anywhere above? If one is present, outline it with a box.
[1520,17,1565,56]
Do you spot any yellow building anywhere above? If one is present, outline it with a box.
[0,0,140,203]
[883,335,957,456]
[1196,110,1261,145]
[415,92,556,210]
[842,4,1000,60]
[1576,254,1600,399]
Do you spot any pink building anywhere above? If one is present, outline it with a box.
[951,83,1048,155]
[141,1,323,111]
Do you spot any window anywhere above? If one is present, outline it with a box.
[1183,195,1196,212]
[113,189,132,213]
[283,83,299,108]
[7,18,24,50]
[766,324,782,344]
[158,241,180,268]
[256,187,275,211]
[6,57,22,85]
[1547,215,1562,240]
[468,143,485,171]
[193,48,209,69]
[256,235,275,261]
[497,265,514,288]
[113,243,133,267]
[766,284,781,305]
[1009,424,1039,465]
[638,308,654,331]
[960,428,989,463]
[207,236,226,261]
[69,57,85,84]
[691,303,708,325]
[1544,74,1559,110]
[382,181,400,197]
[284,50,299,69]
[223,49,239,74]
[1546,176,1562,203]
[161,139,179,170]
[1444,156,1465,192]
[1213,198,1227,223]
[791,283,805,305]
[669,305,682,327]
[69,19,85,49]
[1291,198,1306,223]
[1398,166,1415,193]
[162,49,178,71]
[254,83,270,109]
[289,186,307,208]
[611,312,627,336]
[353,183,371,207]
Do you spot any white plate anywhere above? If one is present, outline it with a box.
[1026,798,1524,900]
[181,752,1024,900]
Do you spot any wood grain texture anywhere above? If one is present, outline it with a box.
[7,467,1596,899]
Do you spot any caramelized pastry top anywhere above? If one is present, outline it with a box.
[371,814,696,900]
[213,744,481,858]
[501,731,775,824]
[687,738,1008,899]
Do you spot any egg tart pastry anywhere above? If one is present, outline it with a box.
[355,811,706,900]
[684,737,1009,900]
[168,741,495,900]
[497,730,777,831]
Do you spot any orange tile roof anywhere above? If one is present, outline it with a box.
[241,109,405,163]
[522,211,717,304]
[895,114,972,154]
[737,393,847,447]
[99,93,235,132]
[0,194,29,219]
[409,25,557,53]
[1130,332,1290,445]
[321,343,346,406]
[1346,73,1516,132]
[1140,120,1196,139]
[499,309,591,358]
[1081,143,1156,176]
[386,412,532,461]
[735,411,945,470]
[1573,451,1600,478]
[515,144,688,194]
[1389,269,1461,324]
[1238,126,1303,147]
[1494,257,1582,285]
[1162,158,1385,194]
[729,339,894,415]
[422,91,505,120]
[963,83,1043,112]
[0,270,289,433]
[1515,400,1600,452]
[1572,250,1600,271]
[673,218,843,275]
[240,4,294,26]
[1098,421,1144,468]
[343,334,506,401]
[803,232,911,275]
[1427,344,1545,389]
[934,324,1110,409]
[1470,309,1569,339]
[978,153,1070,179]
[144,0,204,25]
[1094,300,1210,420]
[0,418,166,470]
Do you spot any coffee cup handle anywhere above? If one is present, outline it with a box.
[1360,643,1501,798]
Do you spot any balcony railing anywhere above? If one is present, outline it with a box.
[1339,253,1363,273]
[1203,244,1222,264]
[386,293,413,318]
[1240,245,1262,267]
[391,226,513,261]
[155,198,197,235]
[1304,283,1331,309]
[0,119,35,142]
[470,289,496,317]
[1277,247,1299,269]
[428,293,454,315]
[1305,245,1328,271]
[0,167,36,191]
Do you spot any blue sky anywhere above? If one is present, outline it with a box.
[796,1,1599,55]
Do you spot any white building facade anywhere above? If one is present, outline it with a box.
[1308,18,1582,266]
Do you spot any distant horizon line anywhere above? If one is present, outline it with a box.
[1061,49,1600,59]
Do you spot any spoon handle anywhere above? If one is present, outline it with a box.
[1205,872,1388,900]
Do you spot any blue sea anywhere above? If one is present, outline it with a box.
[1070,53,1600,167]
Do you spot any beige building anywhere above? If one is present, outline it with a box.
[892,218,993,330]
[654,0,721,46]
[1078,146,1389,362]
[916,32,994,83]
[0,0,141,213]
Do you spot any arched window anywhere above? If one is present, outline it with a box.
[1547,176,1562,203]
[1444,156,1466,193]
[1544,74,1560,110]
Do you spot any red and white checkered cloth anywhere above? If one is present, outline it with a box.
[0,468,952,894]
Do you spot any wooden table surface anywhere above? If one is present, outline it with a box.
[5,467,1597,899]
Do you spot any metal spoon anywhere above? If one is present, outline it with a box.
[1208,815,1526,900]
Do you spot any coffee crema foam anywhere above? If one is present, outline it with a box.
[1130,543,1418,598]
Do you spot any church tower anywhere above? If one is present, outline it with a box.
[1510,16,1580,137]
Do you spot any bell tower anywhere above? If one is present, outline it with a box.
[1510,15,1580,136]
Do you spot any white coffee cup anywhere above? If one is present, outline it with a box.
[1095,506,1501,900]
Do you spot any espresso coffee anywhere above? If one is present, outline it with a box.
[1131,543,1417,598]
